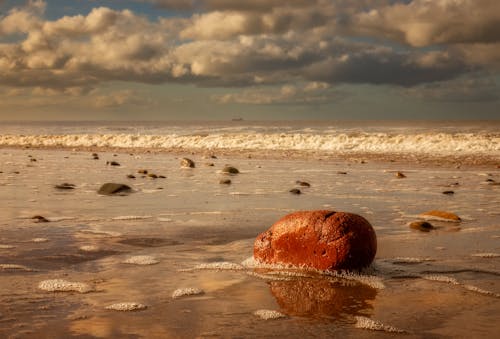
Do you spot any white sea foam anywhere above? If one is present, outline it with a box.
[253,309,286,320]
[123,255,159,265]
[172,287,204,299]
[105,302,147,311]
[1,132,498,157]
[38,279,94,293]
[354,316,405,333]
[422,275,459,284]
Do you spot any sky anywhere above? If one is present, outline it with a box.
[0,0,499,121]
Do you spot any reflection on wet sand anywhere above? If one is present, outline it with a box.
[269,276,377,319]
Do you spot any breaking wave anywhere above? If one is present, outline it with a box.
[1,132,498,157]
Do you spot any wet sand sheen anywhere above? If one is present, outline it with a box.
[0,148,499,338]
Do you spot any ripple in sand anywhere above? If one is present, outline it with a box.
[423,275,500,298]
[38,279,94,293]
[123,255,159,265]
[253,309,286,320]
[172,287,204,299]
[0,244,15,249]
[105,302,147,311]
[471,253,500,258]
[391,257,435,264]
[0,264,32,271]
[31,238,49,243]
[354,316,405,333]
[111,215,153,221]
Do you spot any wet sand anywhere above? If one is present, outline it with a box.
[1,148,499,338]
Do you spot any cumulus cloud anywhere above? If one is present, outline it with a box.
[353,0,500,47]
[0,0,498,108]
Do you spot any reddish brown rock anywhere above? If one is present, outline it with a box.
[254,210,377,271]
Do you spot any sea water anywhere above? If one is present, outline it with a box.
[0,120,499,338]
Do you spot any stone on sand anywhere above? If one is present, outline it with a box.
[180,158,195,168]
[54,183,75,190]
[97,183,132,195]
[409,221,435,232]
[222,165,239,174]
[289,188,301,195]
[254,210,377,271]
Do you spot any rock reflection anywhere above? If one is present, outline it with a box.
[269,276,377,319]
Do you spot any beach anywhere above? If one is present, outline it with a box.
[1,121,499,338]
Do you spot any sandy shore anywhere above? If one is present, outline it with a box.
[1,148,499,338]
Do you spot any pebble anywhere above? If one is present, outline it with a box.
[181,158,195,168]
[222,165,239,174]
[396,172,406,178]
[97,183,132,195]
[219,179,231,185]
[32,215,49,223]
[54,183,76,190]
[409,221,435,232]
[289,188,301,194]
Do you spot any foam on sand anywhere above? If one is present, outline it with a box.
[123,255,159,265]
[471,253,500,258]
[172,287,204,299]
[253,309,286,320]
[105,302,147,311]
[38,279,94,293]
[193,262,244,271]
[354,316,405,333]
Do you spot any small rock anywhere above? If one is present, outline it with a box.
[92,153,99,160]
[289,188,301,195]
[337,171,347,175]
[222,165,239,174]
[148,173,158,179]
[219,179,231,185]
[158,175,166,179]
[442,190,454,195]
[409,221,435,232]
[107,161,120,166]
[138,169,148,174]
[396,172,406,178]
[420,210,461,221]
[30,158,37,162]
[181,158,195,168]
[205,163,215,167]
[32,215,49,223]
[295,181,310,187]
[97,183,132,195]
[254,210,377,271]
[54,183,75,190]
[127,174,136,179]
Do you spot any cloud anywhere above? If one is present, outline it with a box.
[214,82,336,104]
[353,0,500,47]
[0,0,498,105]
[403,76,499,102]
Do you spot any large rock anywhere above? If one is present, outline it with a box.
[254,210,377,271]
[98,183,131,195]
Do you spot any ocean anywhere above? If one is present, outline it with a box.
[0,120,499,338]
